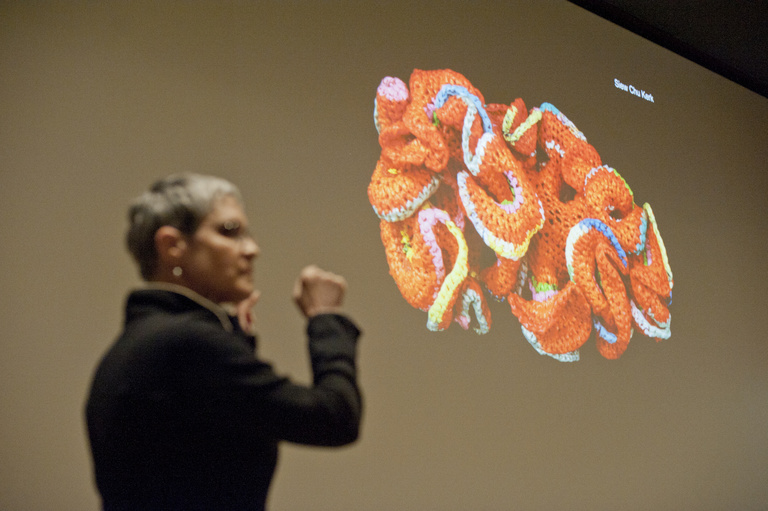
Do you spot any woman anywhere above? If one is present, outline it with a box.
[85,174,362,511]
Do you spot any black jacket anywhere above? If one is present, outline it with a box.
[85,287,362,511]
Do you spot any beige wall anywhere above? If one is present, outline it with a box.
[1,1,767,510]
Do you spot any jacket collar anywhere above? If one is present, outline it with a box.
[133,282,235,333]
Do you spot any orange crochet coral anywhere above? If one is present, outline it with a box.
[369,69,673,361]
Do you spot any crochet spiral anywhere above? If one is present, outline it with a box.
[369,69,673,361]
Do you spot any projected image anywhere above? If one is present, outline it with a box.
[368,69,673,361]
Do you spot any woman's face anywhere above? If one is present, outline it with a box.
[179,194,259,304]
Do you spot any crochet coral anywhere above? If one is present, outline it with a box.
[369,69,673,361]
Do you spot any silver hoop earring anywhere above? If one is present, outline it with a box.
[172,266,183,277]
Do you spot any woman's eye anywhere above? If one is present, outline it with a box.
[220,220,241,237]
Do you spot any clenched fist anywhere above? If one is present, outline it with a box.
[292,265,347,318]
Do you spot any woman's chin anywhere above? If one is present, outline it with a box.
[232,284,255,303]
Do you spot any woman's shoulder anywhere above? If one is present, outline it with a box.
[121,289,249,355]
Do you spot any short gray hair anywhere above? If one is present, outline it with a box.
[126,173,243,280]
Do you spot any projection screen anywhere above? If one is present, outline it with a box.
[1,1,766,510]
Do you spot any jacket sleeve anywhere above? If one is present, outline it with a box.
[191,313,362,447]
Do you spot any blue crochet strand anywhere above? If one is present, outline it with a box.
[433,84,493,134]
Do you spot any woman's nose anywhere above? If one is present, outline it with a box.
[242,236,260,259]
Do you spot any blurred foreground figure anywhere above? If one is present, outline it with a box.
[86,173,362,511]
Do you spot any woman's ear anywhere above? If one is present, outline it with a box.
[155,226,188,267]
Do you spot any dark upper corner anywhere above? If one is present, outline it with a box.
[567,0,768,99]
